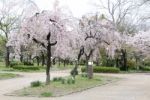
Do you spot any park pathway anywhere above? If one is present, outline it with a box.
[0,72,150,100]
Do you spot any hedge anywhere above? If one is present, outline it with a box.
[10,61,23,67]
[12,65,40,71]
[81,66,120,73]
[140,67,150,71]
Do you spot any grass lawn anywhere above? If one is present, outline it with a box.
[0,73,19,80]
[11,75,119,97]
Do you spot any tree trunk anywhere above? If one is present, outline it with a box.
[20,54,23,62]
[20,46,24,63]
[124,50,127,71]
[53,58,56,65]
[36,56,40,66]
[85,49,94,79]
[29,55,32,63]
[64,59,66,67]
[85,56,90,73]
[121,49,127,71]
[41,52,45,66]
[116,58,119,68]
[46,43,51,84]
[96,57,99,66]
[58,58,61,67]
[5,47,10,67]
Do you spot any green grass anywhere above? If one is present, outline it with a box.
[12,75,119,97]
[41,92,53,97]
[0,73,19,80]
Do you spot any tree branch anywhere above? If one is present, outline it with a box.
[50,41,57,46]
[33,38,46,48]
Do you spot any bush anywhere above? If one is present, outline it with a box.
[143,57,150,66]
[67,78,75,84]
[61,78,75,84]
[81,66,120,73]
[10,61,23,67]
[31,81,42,87]
[12,65,40,71]
[81,73,88,77]
[67,78,72,84]
[53,77,58,81]
[41,92,52,97]
[23,61,34,66]
[61,78,65,84]
[127,59,136,70]
[58,77,62,81]
[53,77,62,82]
[72,79,75,84]
[140,66,150,71]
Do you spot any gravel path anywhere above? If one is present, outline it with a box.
[0,72,150,100]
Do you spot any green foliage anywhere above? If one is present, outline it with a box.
[12,65,40,71]
[53,77,62,82]
[31,81,42,87]
[10,61,23,67]
[81,67,86,72]
[41,92,52,97]
[81,73,88,77]
[67,78,72,84]
[127,59,136,70]
[61,78,65,84]
[81,66,120,73]
[53,77,58,81]
[70,68,78,77]
[143,58,150,66]
[0,36,6,57]
[13,75,117,97]
[140,67,150,71]
[0,73,18,80]
[72,79,75,84]
[23,61,34,66]
[60,77,75,85]
[99,48,115,67]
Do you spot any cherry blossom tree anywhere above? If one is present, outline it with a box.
[79,14,121,68]
[130,30,150,57]
[70,14,121,78]
[12,1,77,84]
[0,0,39,67]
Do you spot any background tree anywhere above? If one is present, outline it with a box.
[0,0,38,67]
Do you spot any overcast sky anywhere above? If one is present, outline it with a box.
[33,0,98,18]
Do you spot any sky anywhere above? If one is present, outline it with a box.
[33,0,99,18]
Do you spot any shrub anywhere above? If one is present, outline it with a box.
[127,59,136,70]
[143,57,150,66]
[31,81,42,87]
[58,77,62,81]
[23,61,34,66]
[53,77,58,81]
[12,65,40,71]
[41,92,52,97]
[53,77,62,82]
[140,66,150,71]
[67,78,72,84]
[72,79,75,84]
[10,61,23,67]
[70,69,78,76]
[81,66,120,73]
[81,67,86,73]
[81,73,88,77]
[61,78,65,84]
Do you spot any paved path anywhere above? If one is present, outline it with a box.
[0,72,150,100]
